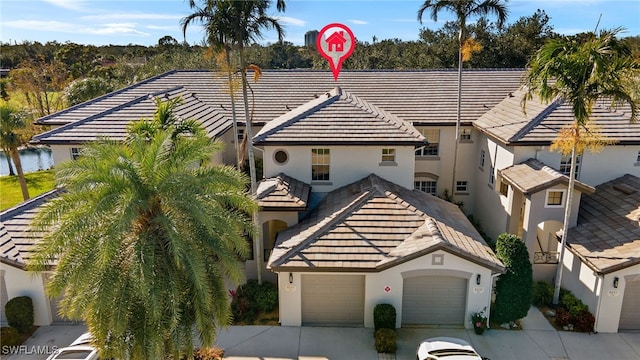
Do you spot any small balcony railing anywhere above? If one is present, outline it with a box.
[534,251,559,264]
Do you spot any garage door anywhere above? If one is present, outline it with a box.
[402,276,467,326]
[301,275,365,326]
[619,278,640,331]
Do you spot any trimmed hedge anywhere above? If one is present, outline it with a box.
[5,296,34,334]
[492,233,533,324]
[374,328,397,353]
[373,304,396,330]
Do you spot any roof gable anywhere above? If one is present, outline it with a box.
[500,158,595,195]
[253,87,424,145]
[267,174,504,272]
[257,173,311,210]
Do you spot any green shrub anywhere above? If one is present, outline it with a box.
[374,328,397,353]
[573,310,595,333]
[5,296,34,334]
[491,233,533,324]
[373,304,396,331]
[532,280,554,307]
[1,327,21,349]
[560,290,589,317]
[230,280,278,324]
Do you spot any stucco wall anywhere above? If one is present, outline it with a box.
[561,251,640,333]
[277,250,497,329]
[2,265,52,326]
[262,145,415,191]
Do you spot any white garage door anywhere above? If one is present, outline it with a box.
[402,276,467,326]
[619,278,640,331]
[301,274,365,326]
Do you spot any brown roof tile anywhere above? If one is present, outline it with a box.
[565,174,640,274]
[500,158,595,195]
[267,174,504,272]
[257,173,310,210]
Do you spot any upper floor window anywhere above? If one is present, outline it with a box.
[460,128,472,141]
[545,189,565,208]
[479,149,485,168]
[71,147,82,160]
[560,154,581,179]
[415,129,439,157]
[237,127,245,140]
[311,148,330,181]
[500,181,509,197]
[381,148,396,163]
[489,166,495,186]
[456,181,468,193]
[636,151,640,164]
[415,180,437,195]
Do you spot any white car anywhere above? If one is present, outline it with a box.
[46,345,99,360]
[69,332,93,347]
[416,337,485,360]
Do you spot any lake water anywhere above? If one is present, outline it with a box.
[0,147,54,176]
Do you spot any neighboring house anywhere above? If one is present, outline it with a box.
[0,190,64,326]
[11,69,639,331]
[557,175,640,333]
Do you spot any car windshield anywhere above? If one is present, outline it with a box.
[54,349,93,359]
[429,349,479,357]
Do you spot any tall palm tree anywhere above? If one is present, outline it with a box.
[28,124,257,359]
[523,27,639,306]
[182,1,243,168]
[418,0,508,197]
[184,0,285,284]
[126,96,203,142]
[0,104,29,200]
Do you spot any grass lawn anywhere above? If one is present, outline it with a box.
[0,170,56,211]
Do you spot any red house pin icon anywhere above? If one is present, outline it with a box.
[317,23,355,80]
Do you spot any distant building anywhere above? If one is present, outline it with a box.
[304,30,318,48]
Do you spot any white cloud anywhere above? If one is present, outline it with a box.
[276,16,306,27]
[81,13,183,21]
[4,20,149,37]
[147,25,183,31]
[349,19,368,25]
[42,0,88,12]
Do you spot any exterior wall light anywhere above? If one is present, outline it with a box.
[476,274,481,285]
[613,277,619,289]
[289,272,294,284]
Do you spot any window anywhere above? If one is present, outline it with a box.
[636,151,640,164]
[415,180,437,195]
[479,149,485,168]
[273,149,288,165]
[237,127,245,140]
[311,148,330,181]
[70,147,82,160]
[456,181,468,193]
[381,148,396,163]
[500,181,509,196]
[560,154,581,178]
[489,166,495,186]
[460,128,471,141]
[546,190,565,207]
[415,129,439,156]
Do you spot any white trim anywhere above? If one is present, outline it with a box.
[544,189,566,208]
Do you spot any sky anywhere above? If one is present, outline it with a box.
[1,0,639,47]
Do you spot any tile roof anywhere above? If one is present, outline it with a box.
[0,189,61,268]
[254,87,424,145]
[257,173,311,210]
[500,158,595,195]
[34,69,526,144]
[475,91,640,145]
[32,86,231,144]
[267,174,504,272]
[565,174,640,274]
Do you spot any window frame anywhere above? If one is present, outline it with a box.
[311,148,330,182]
[488,166,495,187]
[545,189,566,208]
[479,149,485,169]
[381,148,396,164]
[460,128,472,142]
[70,147,82,161]
[455,180,468,193]
[499,181,509,197]
[560,154,581,179]
[414,180,437,195]
[415,129,439,157]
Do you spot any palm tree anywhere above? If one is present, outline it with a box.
[28,124,257,359]
[184,0,285,284]
[0,104,29,200]
[126,96,203,142]
[523,27,639,306]
[418,0,508,197]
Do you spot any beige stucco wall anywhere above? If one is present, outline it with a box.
[277,250,497,329]
[561,250,640,333]
[262,145,415,191]
[50,145,75,166]
[2,264,52,326]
